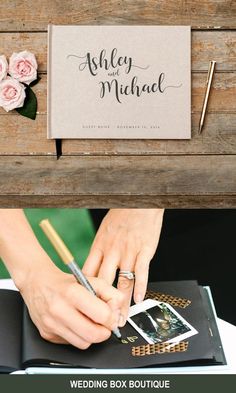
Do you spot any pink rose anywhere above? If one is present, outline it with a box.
[0,55,8,82]
[9,50,38,85]
[0,77,26,112]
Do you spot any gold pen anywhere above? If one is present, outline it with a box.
[39,218,122,341]
[199,60,216,134]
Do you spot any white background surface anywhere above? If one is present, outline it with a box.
[1,279,235,374]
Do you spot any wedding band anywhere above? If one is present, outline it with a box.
[119,270,135,280]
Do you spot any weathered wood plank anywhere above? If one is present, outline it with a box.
[0,195,235,208]
[0,32,47,72]
[0,156,235,196]
[0,72,235,117]
[0,1,235,208]
[1,31,236,72]
[0,113,236,155]
[192,31,236,72]
[191,73,236,113]
[0,0,236,31]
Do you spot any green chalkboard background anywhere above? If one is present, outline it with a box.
[0,209,95,278]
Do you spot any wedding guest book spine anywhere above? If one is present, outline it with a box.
[47,24,52,139]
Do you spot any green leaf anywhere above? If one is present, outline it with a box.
[29,75,41,87]
[16,86,37,120]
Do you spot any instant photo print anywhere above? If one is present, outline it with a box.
[0,281,226,373]
[128,299,198,345]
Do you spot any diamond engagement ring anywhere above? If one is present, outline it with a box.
[118,270,135,280]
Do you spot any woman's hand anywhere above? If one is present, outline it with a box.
[0,209,124,349]
[20,264,124,349]
[83,209,164,325]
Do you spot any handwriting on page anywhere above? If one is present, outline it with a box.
[121,336,139,344]
[67,48,182,104]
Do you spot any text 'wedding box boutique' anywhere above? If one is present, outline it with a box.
[48,25,191,139]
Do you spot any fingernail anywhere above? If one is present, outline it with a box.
[135,294,143,303]
[118,313,126,327]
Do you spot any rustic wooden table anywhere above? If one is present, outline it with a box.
[0,0,236,207]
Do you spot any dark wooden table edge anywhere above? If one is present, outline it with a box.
[0,195,235,208]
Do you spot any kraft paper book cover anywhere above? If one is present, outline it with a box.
[47,25,191,139]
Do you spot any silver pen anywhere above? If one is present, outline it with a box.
[39,219,122,341]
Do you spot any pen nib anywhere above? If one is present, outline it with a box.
[198,123,203,134]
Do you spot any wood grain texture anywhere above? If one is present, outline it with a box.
[0,156,235,195]
[0,195,235,208]
[0,0,236,30]
[0,0,235,207]
[1,31,236,72]
[0,113,236,155]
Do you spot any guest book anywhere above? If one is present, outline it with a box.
[0,281,226,373]
[47,25,191,139]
